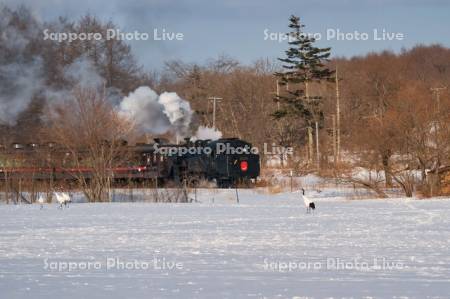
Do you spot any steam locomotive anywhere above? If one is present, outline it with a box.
[0,138,260,188]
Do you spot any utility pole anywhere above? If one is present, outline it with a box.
[332,114,337,166]
[305,82,313,166]
[208,96,222,129]
[315,121,320,170]
[335,65,341,163]
[430,86,447,170]
[286,74,289,91]
[276,79,280,110]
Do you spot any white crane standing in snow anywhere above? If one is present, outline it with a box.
[301,188,315,214]
[37,194,45,209]
[54,192,71,209]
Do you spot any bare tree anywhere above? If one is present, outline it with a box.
[47,87,135,202]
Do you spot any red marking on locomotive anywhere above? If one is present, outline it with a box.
[240,160,248,172]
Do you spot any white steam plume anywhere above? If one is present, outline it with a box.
[158,91,192,138]
[119,86,193,138]
[192,126,223,141]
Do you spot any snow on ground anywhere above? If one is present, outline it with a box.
[1,189,450,298]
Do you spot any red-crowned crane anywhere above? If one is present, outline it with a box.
[301,188,315,214]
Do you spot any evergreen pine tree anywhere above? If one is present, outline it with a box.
[274,15,334,164]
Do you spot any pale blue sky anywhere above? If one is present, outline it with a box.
[3,0,449,70]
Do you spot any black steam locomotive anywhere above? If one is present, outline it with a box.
[0,138,260,188]
[156,138,260,187]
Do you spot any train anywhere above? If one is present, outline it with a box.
[0,138,260,188]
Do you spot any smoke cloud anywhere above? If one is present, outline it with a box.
[0,6,110,125]
[63,56,105,88]
[0,59,44,125]
[0,7,44,125]
[0,55,105,125]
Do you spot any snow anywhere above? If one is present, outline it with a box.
[1,189,450,298]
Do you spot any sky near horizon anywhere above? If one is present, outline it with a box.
[2,0,449,71]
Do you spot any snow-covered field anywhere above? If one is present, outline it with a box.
[1,189,450,298]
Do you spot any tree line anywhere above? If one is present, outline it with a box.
[1,6,449,197]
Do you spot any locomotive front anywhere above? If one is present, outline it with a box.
[207,138,260,187]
